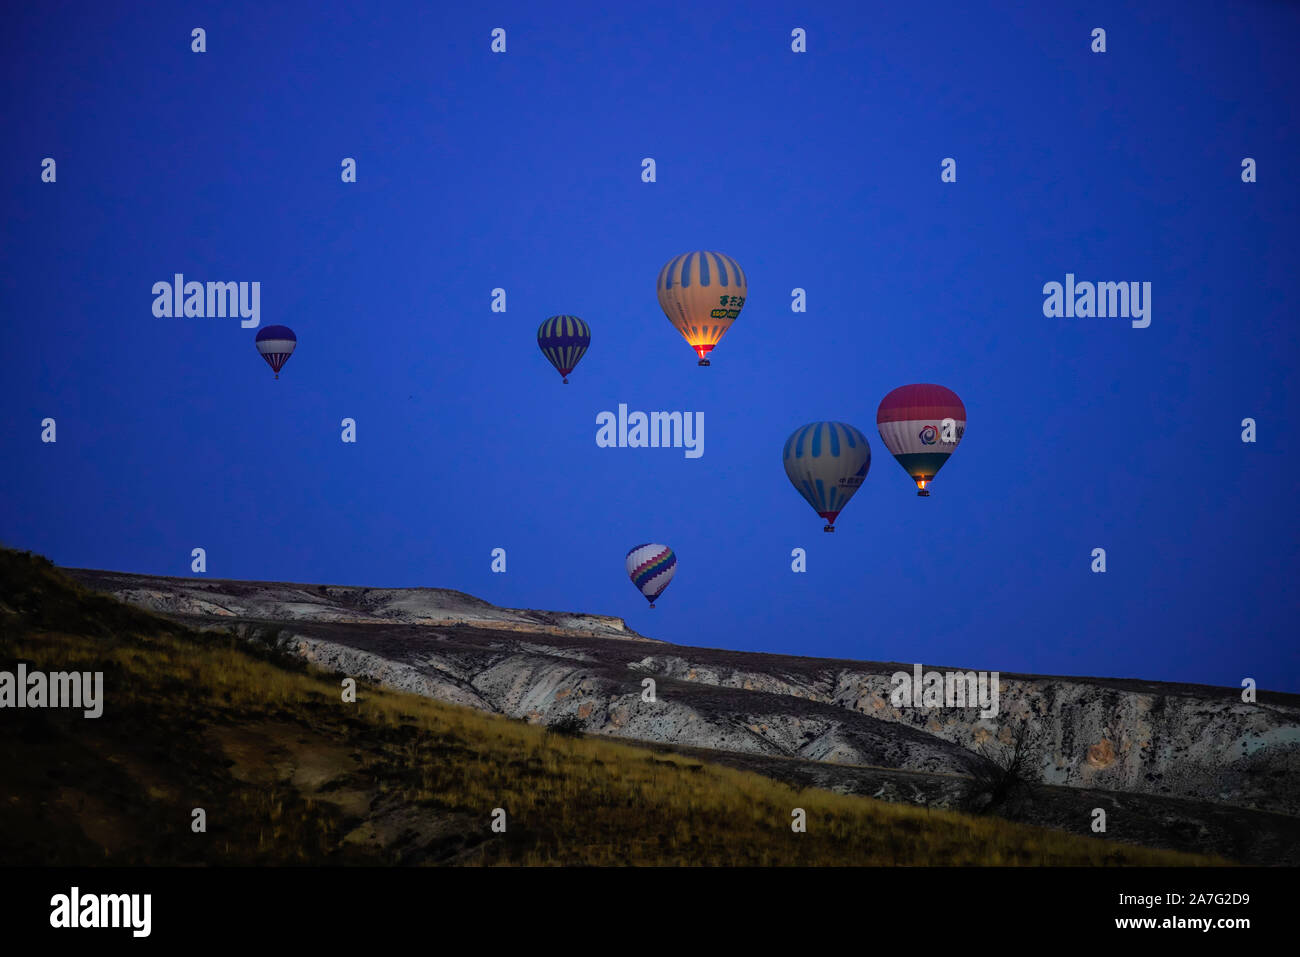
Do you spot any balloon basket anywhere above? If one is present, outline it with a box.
[823,524,835,533]
[917,489,930,497]
[649,603,655,608]
[562,378,568,384]
[697,359,710,366]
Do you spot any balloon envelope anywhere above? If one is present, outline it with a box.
[876,384,966,494]
[657,251,746,363]
[782,422,871,528]
[255,325,296,377]
[626,543,676,606]
[537,315,590,382]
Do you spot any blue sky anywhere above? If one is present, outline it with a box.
[3,1,1297,691]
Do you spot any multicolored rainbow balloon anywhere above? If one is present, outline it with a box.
[625,543,677,608]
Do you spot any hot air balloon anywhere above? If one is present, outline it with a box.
[876,384,966,496]
[537,315,590,383]
[657,251,746,366]
[783,422,871,532]
[626,543,676,608]
[255,325,296,379]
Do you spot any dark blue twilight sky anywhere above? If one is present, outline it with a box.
[2,2,1297,691]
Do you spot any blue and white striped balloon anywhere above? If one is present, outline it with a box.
[537,315,590,383]
[782,422,871,531]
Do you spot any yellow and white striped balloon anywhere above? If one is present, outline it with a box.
[657,251,747,366]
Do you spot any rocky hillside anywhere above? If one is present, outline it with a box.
[9,550,1205,867]
[64,566,1300,864]
[70,569,650,641]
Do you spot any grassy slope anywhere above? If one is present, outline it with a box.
[0,548,1221,866]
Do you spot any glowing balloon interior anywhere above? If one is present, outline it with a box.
[657,251,746,366]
